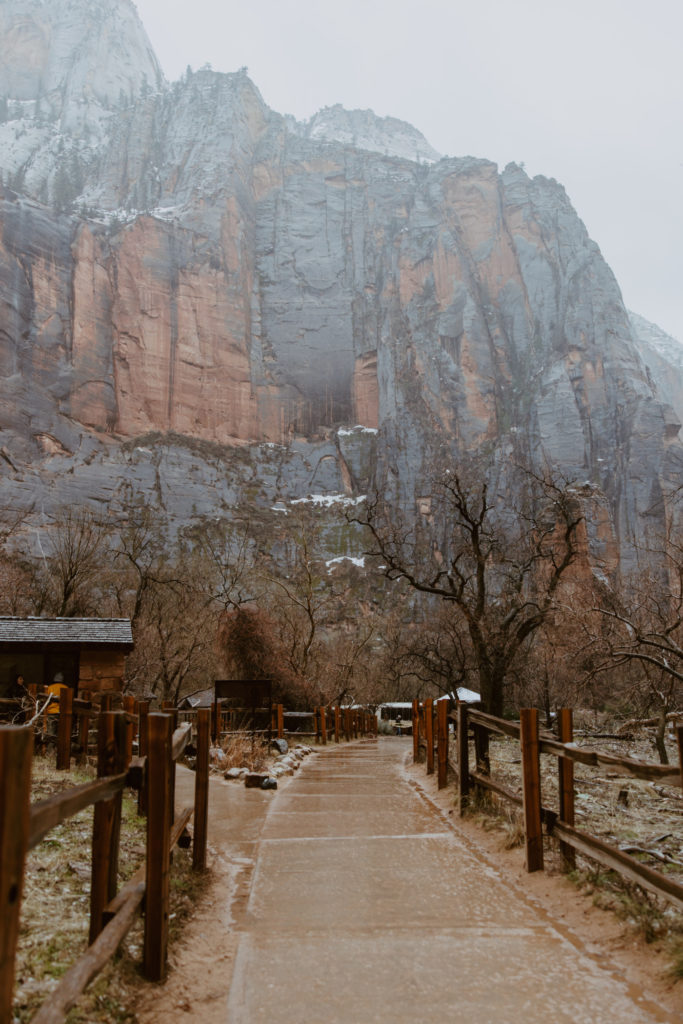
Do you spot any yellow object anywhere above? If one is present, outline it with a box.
[47,682,67,713]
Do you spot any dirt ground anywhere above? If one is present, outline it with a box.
[14,741,682,1021]
[133,745,682,1023]
[403,756,682,1021]
[133,763,295,1023]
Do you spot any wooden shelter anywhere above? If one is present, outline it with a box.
[0,617,134,697]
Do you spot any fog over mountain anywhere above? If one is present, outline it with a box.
[1,0,682,579]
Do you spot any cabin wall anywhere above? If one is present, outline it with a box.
[78,650,125,693]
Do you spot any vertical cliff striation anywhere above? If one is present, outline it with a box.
[0,0,681,577]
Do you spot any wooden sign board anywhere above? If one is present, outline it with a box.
[214,679,272,708]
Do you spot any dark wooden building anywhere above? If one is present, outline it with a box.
[0,617,134,697]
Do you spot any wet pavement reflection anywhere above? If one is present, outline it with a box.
[225,738,675,1023]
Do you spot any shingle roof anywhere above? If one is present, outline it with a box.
[0,618,134,647]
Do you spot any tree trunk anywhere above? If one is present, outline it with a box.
[478,663,504,718]
[654,708,669,765]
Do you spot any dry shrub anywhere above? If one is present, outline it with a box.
[217,606,306,707]
[221,730,269,771]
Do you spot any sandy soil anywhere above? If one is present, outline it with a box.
[132,746,682,1022]
[135,764,296,1023]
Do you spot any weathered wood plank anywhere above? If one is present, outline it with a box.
[31,885,145,1024]
[193,708,210,872]
[539,737,680,784]
[29,774,127,850]
[171,722,192,762]
[551,820,683,912]
[469,770,522,807]
[457,702,470,815]
[520,708,544,873]
[468,709,521,740]
[437,699,448,789]
[89,713,127,944]
[425,699,434,775]
[104,806,193,921]
[0,726,32,1024]
[412,700,419,763]
[557,708,576,871]
[144,713,173,981]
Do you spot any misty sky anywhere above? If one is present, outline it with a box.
[133,0,682,341]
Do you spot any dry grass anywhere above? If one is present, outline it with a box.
[220,730,269,771]
[12,752,209,1024]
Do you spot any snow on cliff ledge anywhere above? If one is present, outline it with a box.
[291,104,442,164]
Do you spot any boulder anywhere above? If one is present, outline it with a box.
[244,772,269,788]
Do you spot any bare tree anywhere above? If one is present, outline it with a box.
[42,508,110,616]
[355,455,583,716]
[581,551,683,762]
[197,519,257,611]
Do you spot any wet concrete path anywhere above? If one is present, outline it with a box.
[225,738,673,1023]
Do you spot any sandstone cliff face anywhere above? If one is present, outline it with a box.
[0,0,681,577]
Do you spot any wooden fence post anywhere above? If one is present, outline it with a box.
[0,726,32,1024]
[144,713,173,981]
[320,707,327,745]
[457,702,470,815]
[211,700,219,744]
[557,708,575,870]
[137,701,150,816]
[334,706,341,743]
[76,691,91,767]
[425,699,434,774]
[276,704,284,740]
[193,709,210,873]
[123,695,136,765]
[90,712,128,943]
[56,686,74,770]
[472,705,490,778]
[437,699,448,789]
[412,700,419,762]
[520,708,544,873]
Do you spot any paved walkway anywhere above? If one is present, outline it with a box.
[226,738,673,1023]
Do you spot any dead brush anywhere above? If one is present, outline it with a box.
[465,786,525,849]
[221,730,269,771]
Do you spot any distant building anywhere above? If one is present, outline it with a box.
[0,617,134,697]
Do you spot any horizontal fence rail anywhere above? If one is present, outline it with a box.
[411,700,683,913]
[0,705,212,1024]
[2,695,376,1022]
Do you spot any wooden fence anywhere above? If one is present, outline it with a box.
[0,707,211,1024]
[177,702,378,746]
[412,700,683,912]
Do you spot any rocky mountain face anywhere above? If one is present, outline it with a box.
[1,0,682,576]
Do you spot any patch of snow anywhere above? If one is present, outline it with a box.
[290,493,366,508]
[456,687,481,703]
[294,104,442,165]
[325,555,366,571]
[337,425,379,436]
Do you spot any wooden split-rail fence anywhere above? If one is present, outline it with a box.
[0,705,211,1024]
[412,699,683,913]
[178,702,377,746]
